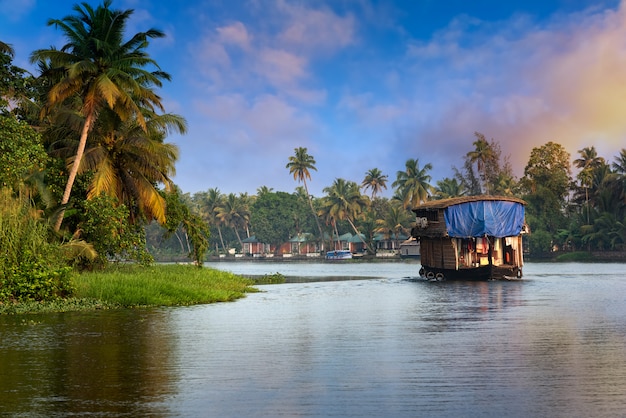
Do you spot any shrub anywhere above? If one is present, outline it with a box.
[0,188,74,302]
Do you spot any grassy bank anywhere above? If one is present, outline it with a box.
[0,264,257,315]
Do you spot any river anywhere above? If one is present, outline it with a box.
[1,261,625,417]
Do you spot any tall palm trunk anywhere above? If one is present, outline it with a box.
[216,224,226,254]
[303,180,324,251]
[54,110,95,232]
[346,217,374,254]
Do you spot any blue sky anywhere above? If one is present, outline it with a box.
[1,0,625,197]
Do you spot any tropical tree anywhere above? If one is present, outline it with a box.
[612,148,626,175]
[466,132,497,194]
[76,109,183,224]
[0,115,48,192]
[256,185,274,197]
[392,158,433,209]
[197,188,227,254]
[216,193,249,250]
[521,141,572,241]
[574,146,605,225]
[162,187,209,266]
[286,147,324,249]
[375,200,411,249]
[0,42,30,114]
[361,168,388,198]
[250,191,310,252]
[31,0,171,232]
[321,178,373,253]
[433,177,464,200]
[612,148,626,205]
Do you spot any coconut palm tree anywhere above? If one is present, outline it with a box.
[199,188,227,254]
[392,158,433,209]
[215,193,249,251]
[361,168,388,198]
[612,149,626,204]
[374,200,411,250]
[574,146,605,224]
[612,149,626,175]
[75,109,184,224]
[466,133,496,194]
[286,147,324,249]
[31,0,170,231]
[321,178,373,253]
[433,177,464,200]
[0,41,13,56]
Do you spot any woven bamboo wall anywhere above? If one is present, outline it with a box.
[420,237,457,269]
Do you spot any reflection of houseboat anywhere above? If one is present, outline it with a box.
[326,250,353,260]
[410,196,527,280]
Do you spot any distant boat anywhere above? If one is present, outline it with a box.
[326,250,353,260]
[411,195,528,281]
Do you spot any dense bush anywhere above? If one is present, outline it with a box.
[0,189,74,302]
[79,194,154,268]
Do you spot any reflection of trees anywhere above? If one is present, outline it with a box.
[0,310,176,416]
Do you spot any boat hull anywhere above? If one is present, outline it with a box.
[326,250,353,260]
[419,264,522,281]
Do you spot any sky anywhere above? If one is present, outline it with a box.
[2,0,626,197]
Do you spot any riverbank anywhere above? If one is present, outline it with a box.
[0,264,258,315]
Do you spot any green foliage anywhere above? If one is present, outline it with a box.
[250,191,310,246]
[0,115,48,190]
[521,141,572,200]
[527,229,553,256]
[0,49,32,115]
[253,272,286,284]
[163,188,210,265]
[0,189,74,302]
[80,194,153,268]
[392,158,433,209]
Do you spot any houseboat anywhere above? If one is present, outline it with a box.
[410,195,527,280]
[326,250,353,260]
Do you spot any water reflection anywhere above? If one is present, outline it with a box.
[0,310,177,417]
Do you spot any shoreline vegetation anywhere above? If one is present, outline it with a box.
[3,253,625,315]
[0,264,259,316]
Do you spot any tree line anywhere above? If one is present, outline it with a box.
[167,134,626,258]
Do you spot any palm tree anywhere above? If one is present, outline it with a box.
[433,177,464,200]
[612,149,626,174]
[392,158,433,209]
[612,148,626,204]
[0,41,14,56]
[215,193,249,251]
[375,200,411,250]
[256,186,274,197]
[574,146,605,224]
[466,133,496,194]
[79,109,184,224]
[199,188,227,253]
[31,0,170,232]
[321,178,373,253]
[361,168,388,198]
[286,147,324,250]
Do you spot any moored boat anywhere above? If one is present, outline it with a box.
[410,195,528,281]
[326,250,353,260]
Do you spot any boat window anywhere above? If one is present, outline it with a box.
[414,209,439,222]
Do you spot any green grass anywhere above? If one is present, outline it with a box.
[1,264,258,315]
[554,251,596,262]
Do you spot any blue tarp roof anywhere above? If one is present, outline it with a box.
[443,200,525,238]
